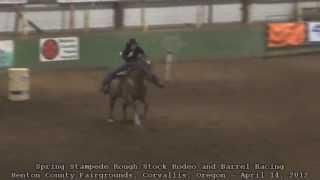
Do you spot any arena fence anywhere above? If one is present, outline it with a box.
[0,0,319,33]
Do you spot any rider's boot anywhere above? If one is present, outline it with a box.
[151,75,165,88]
[101,78,111,94]
[102,83,110,94]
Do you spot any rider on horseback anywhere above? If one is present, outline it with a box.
[101,38,164,94]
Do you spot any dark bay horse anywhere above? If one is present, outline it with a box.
[106,60,150,127]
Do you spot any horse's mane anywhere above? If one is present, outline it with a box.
[128,61,148,79]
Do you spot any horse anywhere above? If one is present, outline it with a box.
[105,60,150,127]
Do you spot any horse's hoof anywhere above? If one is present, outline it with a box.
[134,121,143,127]
[106,118,115,123]
[134,120,144,128]
[135,123,144,128]
[133,114,142,127]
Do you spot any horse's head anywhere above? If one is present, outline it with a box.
[128,56,151,80]
[127,61,148,84]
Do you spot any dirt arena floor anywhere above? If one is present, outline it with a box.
[1,54,320,179]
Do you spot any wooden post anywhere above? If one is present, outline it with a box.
[14,5,21,34]
[296,1,303,21]
[84,8,90,32]
[18,11,28,35]
[114,2,124,29]
[165,51,174,82]
[22,17,28,35]
[16,8,43,34]
[69,3,75,31]
[208,2,213,24]
[141,1,148,31]
[241,0,250,24]
[196,5,205,28]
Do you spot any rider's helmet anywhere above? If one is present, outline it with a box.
[128,38,137,45]
[127,38,138,50]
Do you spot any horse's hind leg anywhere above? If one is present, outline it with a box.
[122,103,128,122]
[133,105,143,128]
[142,99,149,120]
[108,96,117,123]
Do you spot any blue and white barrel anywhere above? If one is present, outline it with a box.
[8,68,30,101]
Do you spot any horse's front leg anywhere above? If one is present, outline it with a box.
[132,99,147,128]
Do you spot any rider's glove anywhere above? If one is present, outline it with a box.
[128,51,134,57]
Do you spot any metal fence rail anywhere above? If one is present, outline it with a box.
[0,0,319,34]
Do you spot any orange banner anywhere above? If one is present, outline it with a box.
[268,23,306,47]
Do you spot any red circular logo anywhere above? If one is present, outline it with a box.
[42,39,59,60]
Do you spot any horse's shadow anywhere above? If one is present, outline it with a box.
[102,117,159,132]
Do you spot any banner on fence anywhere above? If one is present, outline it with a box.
[308,22,320,42]
[268,23,306,47]
[0,40,14,67]
[40,37,79,62]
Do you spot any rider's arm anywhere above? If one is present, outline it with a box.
[137,47,145,55]
[121,47,130,62]
[137,47,147,59]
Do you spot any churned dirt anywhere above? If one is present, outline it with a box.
[0,54,319,179]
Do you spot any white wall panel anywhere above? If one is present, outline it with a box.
[250,3,295,22]
[74,10,85,29]
[2,2,319,33]
[212,3,241,23]
[61,10,69,30]
[89,9,114,28]
[24,11,64,31]
[124,8,142,26]
[0,12,15,32]
[298,2,319,9]
[145,6,199,26]
[22,8,114,31]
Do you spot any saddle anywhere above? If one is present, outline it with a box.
[115,63,143,78]
[116,70,129,77]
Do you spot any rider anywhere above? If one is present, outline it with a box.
[101,38,164,93]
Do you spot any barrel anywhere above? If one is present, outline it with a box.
[8,68,30,101]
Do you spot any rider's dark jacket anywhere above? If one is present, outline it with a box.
[121,44,145,62]
[102,42,163,91]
